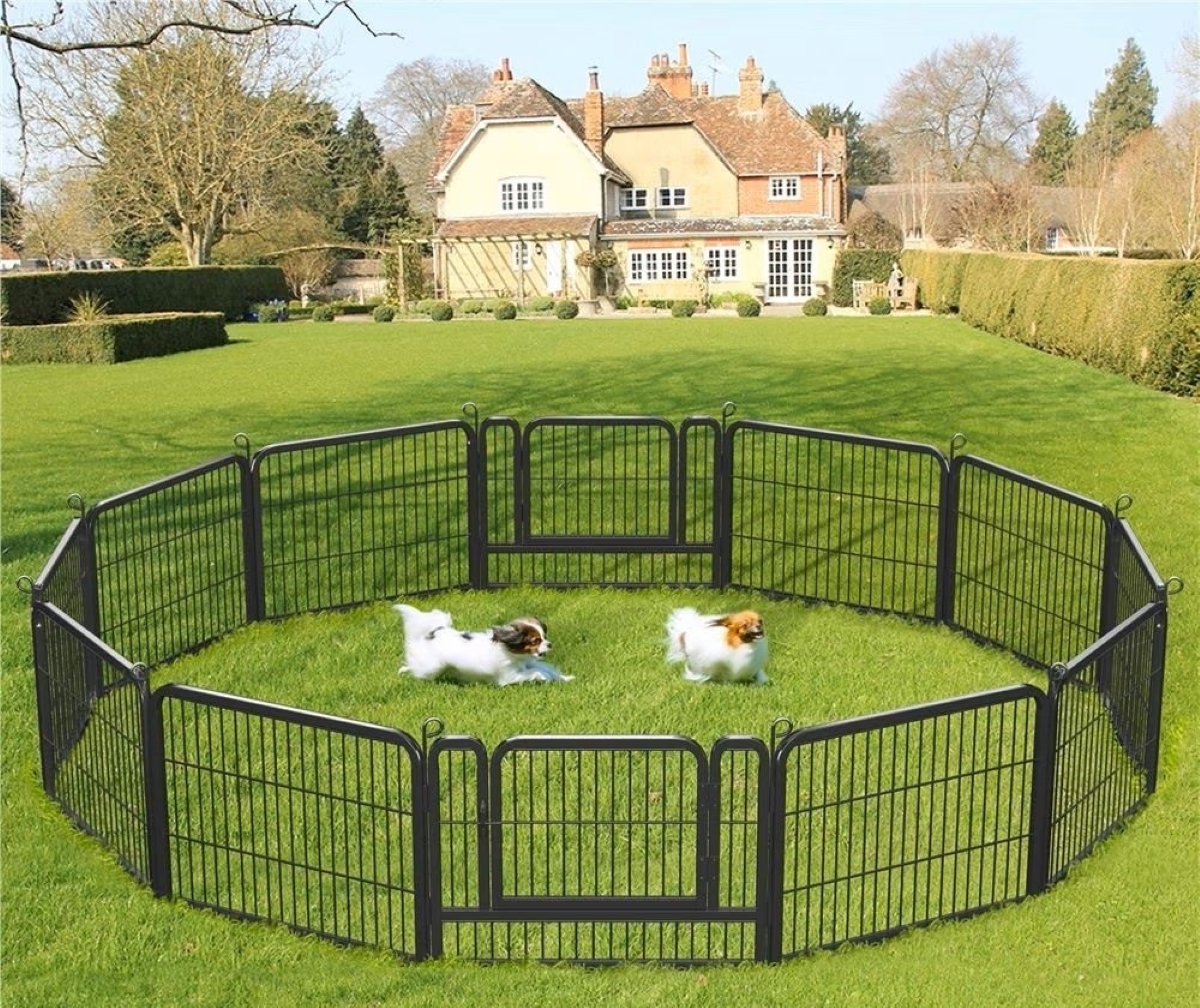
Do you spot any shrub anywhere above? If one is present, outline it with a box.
[415,299,441,315]
[802,297,829,316]
[429,301,454,322]
[868,297,892,316]
[66,291,111,322]
[613,295,633,310]
[458,299,485,315]
[311,304,337,322]
[736,296,761,317]
[528,295,555,312]
[555,299,579,319]
[671,299,697,318]
[493,301,517,320]
[482,297,509,313]
[253,299,289,323]
[372,304,396,323]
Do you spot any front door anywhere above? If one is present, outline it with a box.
[765,238,813,302]
[545,241,564,296]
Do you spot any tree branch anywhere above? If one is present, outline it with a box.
[0,0,400,53]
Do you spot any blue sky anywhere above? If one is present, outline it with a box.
[326,0,1196,126]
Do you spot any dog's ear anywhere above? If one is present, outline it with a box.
[491,623,527,649]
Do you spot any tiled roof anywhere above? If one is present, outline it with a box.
[602,216,837,237]
[603,86,842,176]
[437,215,597,239]
[431,78,631,187]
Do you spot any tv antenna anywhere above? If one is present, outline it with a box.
[706,49,725,93]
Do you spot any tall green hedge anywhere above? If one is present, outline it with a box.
[829,249,902,306]
[0,266,288,325]
[898,250,1199,397]
[2,312,228,364]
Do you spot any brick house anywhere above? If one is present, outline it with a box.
[428,44,849,306]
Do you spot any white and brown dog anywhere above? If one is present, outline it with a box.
[665,607,768,684]
[394,603,571,685]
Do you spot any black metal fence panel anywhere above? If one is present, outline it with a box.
[428,734,768,964]
[252,424,475,617]
[87,456,251,667]
[948,457,1109,667]
[771,686,1045,958]
[1048,604,1162,881]
[152,685,428,958]
[724,422,947,616]
[479,416,720,589]
[32,603,152,884]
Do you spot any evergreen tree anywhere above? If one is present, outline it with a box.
[341,162,411,245]
[1080,39,1158,162]
[1,177,23,251]
[335,105,385,188]
[803,103,891,185]
[1028,100,1078,184]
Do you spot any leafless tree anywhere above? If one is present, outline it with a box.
[876,34,1040,183]
[366,56,490,220]
[7,1,354,264]
[2,0,397,174]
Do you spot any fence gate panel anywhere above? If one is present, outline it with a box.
[479,416,720,589]
[429,734,765,963]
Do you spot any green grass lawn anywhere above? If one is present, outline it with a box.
[2,315,1198,1006]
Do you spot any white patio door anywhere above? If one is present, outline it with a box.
[765,238,813,302]
[545,241,564,295]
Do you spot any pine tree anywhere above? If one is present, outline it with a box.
[1080,39,1158,162]
[335,105,385,187]
[1028,100,1078,184]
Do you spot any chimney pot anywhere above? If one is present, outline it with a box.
[678,43,688,66]
[588,66,599,91]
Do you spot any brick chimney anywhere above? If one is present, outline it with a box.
[491,57,513,82]
[738,56,764,113]
[583,66,604,158]
[646,43,694,99]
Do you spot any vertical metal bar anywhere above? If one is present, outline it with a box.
[1144,605,1168,794]
[1025,680,1057,896]
[143,682,172,897]
[938,455,960,626]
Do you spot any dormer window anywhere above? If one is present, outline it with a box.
[769,176,800,200]
[500,178,544,212]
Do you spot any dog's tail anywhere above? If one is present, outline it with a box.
[665,607,702,664]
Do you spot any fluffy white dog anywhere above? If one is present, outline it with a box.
[665,607,768,684]
[394,603,571,686]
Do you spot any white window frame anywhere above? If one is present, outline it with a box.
[628,249,690,282]
[500,177,545,212]
[511,240,532,272]
[769,175,800,200]
[705,246,738,280]
[1045,227,1060,250]
[656,186,688,209]
[620,187,649,211]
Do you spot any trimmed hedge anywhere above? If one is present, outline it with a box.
[2,312,227,364]
[898,250,1200,396]
[830,249,901,307]
[0,266,288,325]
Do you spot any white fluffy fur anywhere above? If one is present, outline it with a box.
[394,603,571,686]
[665,607,768,684]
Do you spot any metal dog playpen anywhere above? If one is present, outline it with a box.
[24,407,1177,964]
